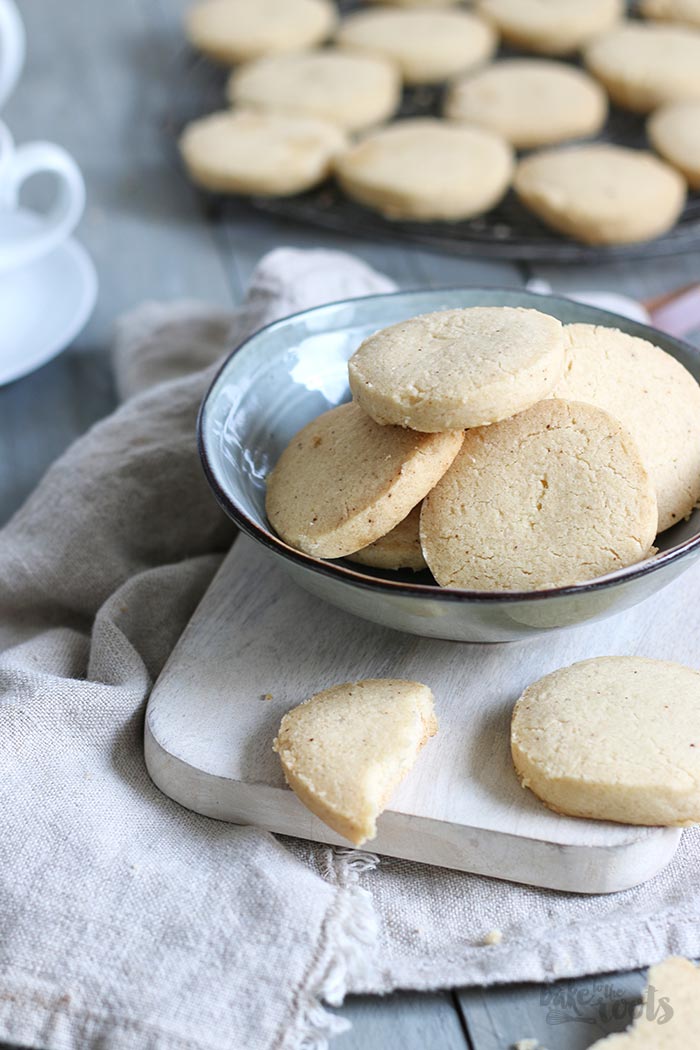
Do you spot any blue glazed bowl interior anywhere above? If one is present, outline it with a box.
[199,288,700,603]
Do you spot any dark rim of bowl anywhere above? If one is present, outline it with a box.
[197,286,700,606]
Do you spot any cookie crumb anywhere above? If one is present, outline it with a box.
[262,693,273,701]
[483,929,503,946]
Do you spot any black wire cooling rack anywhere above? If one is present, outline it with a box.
[217,1,700,263]
[251,101,700,263]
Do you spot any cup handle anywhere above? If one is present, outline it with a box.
[0,141,86,269]
[0,0,25,109]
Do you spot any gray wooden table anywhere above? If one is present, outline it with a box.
[2,2,699,1047]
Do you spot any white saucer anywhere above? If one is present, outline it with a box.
[0,210,97,385]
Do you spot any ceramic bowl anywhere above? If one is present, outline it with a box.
[198,288,700,643]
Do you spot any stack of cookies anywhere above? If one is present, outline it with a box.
[180,0,700,246]
[265,305,700,592]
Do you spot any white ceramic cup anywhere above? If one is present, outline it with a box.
[0,0,85,273]
[0,119,86,273]
[0,0,24,111]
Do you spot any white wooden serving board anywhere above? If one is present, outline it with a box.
[144,536,700,894]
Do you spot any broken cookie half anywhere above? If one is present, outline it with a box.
[273,678,438,846]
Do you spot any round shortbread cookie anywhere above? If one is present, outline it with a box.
[420,399,658,591]
[648,100,700,189]
[553,323,700,533]
[265,402,463,559]
[336,8,496,86]
[348,306,566,432]
[227,49,401,133]
[185,0,337,65]
[514,144,686,245]
[511,656,700,826]
[445,60,608,149]
[641,0,700,28]
[179,110,347,196]
[348,505,427,571]
[334,118,514,222]
[584,23,700,113]
[273,679,437,845]
[476,0,623,55]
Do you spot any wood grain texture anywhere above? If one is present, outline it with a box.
[145,535,691,893]
[334,992,470,1050]
[458,970,648,1049]
[5,1,699,1046]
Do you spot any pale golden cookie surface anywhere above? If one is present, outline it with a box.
[476,0,623,55]
[553,323,700,533]
[273,678,437,845]
[641,0,700,28]
[648,99,700,189]
[336,7,496,85]
[334,118,514,222]
[420,399,658,591]
[514,144,686,245]
[185,0,336,64]
[584,23,700,112]
[179,110,347,196]
[265,402,463,559]
[348,504,426,572]
[445,59,607,149]
[348,305,566,432]
[228,49,401,133]
[512,657,700,826]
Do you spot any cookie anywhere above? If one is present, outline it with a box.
[227,49,401,133]
[640,0,700,28]
[273,679,438,845]
[420,399,658,591]
[265,402,463,559]
[185,0,336,65]
[336,8,496,86]
[584,23,700,113]
[476,0,623,55]
[511,656,700,826]
[589,957,698,1047]
[334,118,514,222]
[179,110,347,196]
[514,144,686,245]
[553,324,700,532]
[348,306,566,432]
[348,504,426,571]
[648,100,700,189]
[445,60,607,149]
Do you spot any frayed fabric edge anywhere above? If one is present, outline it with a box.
[281,850,380,1050]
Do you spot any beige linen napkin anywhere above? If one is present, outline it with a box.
[0,249,391,1050]
[2,247,700,1050]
